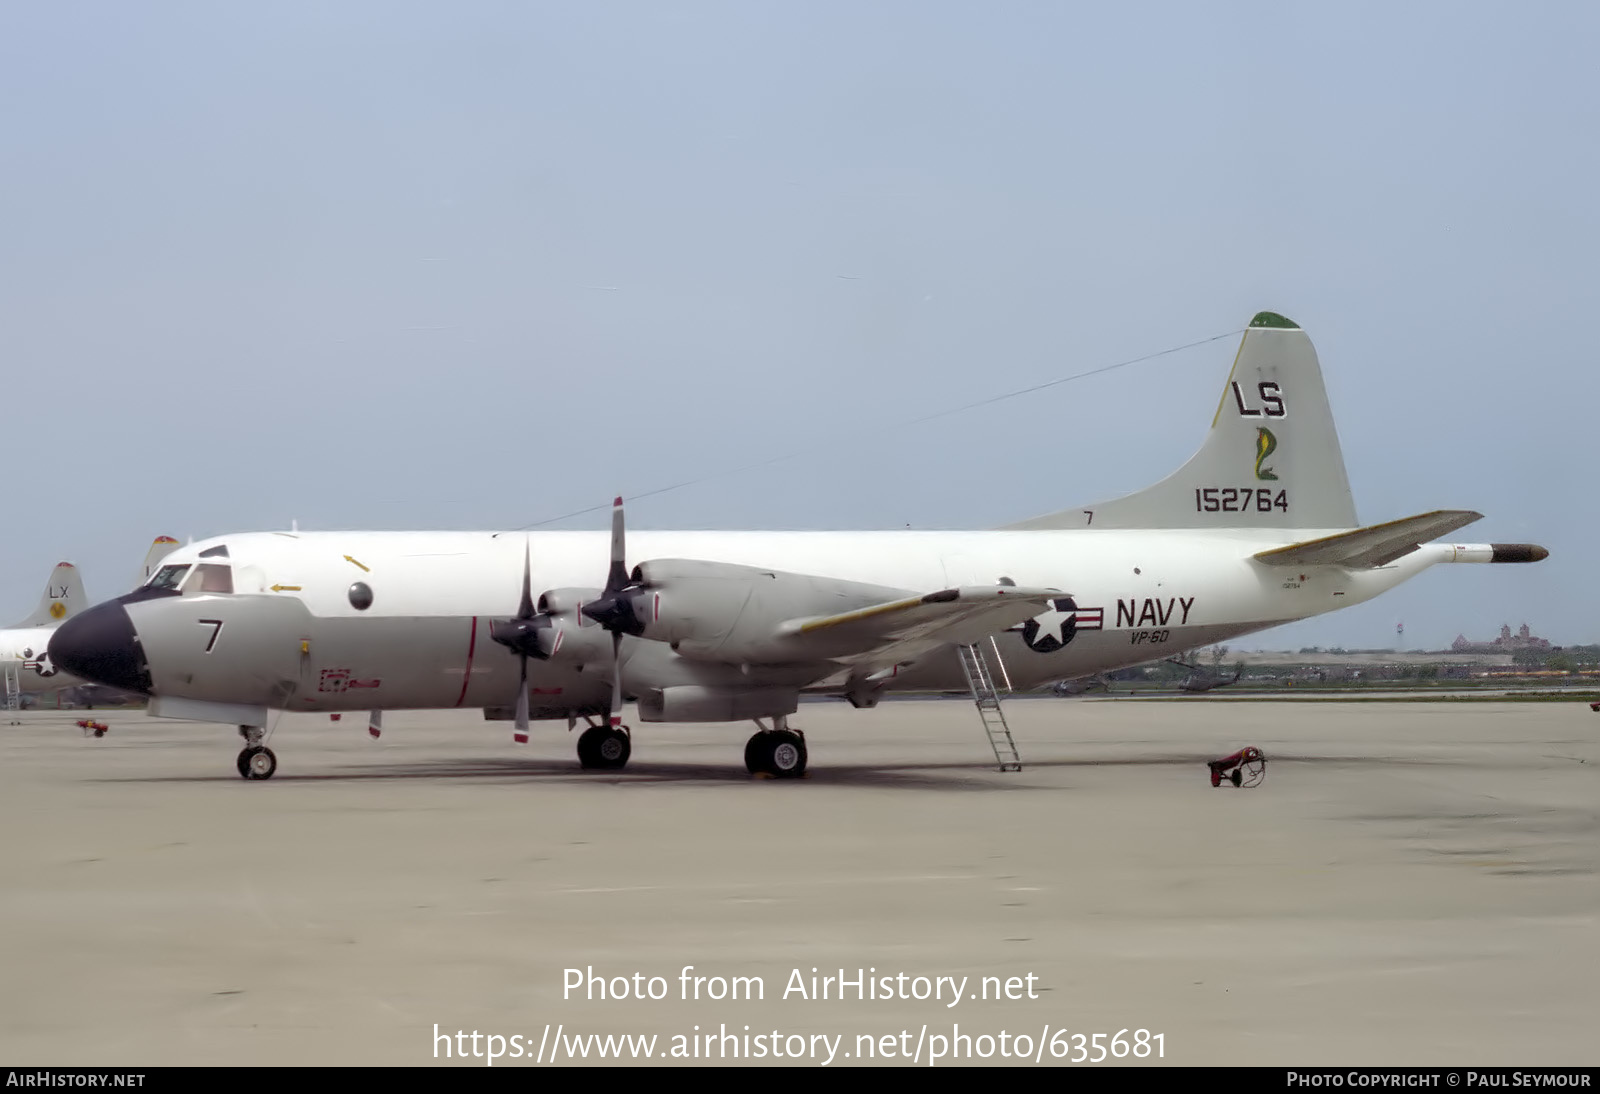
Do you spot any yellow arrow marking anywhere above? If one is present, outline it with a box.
[270,584,302,592]
[343,555,370,572]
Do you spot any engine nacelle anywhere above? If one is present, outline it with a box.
[532,587,609,663]
[619,559,904,662]
[537,588,598,617]
[541,622,613,665]
[623,559,764,646]
[637,685,799,723]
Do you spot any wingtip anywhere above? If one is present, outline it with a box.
[613,496,623,507]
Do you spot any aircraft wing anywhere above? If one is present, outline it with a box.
[777,585,1059,668]
[1253,509,1483,569]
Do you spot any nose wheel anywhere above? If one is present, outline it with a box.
[235,725,277,780]
[237,746,277,779]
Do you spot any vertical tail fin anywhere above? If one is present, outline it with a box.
[10,562,86,628]
[1007,312,1358,530]
[135,536,181,590]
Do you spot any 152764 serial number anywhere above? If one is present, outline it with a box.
[1195,487,1288,513]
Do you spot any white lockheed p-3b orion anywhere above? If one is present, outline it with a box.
[50,313,1546,780]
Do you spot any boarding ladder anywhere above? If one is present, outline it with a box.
[957,638,1021,771]
[4,662,21,723]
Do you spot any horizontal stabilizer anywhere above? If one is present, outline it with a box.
[782,585,1059,667]
[1253,510,1483,569]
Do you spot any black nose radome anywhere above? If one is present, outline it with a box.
[48,600,152,694]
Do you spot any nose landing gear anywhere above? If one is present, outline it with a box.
[236,725,277,780]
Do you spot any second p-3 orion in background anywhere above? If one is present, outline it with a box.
[51,313,1546,780]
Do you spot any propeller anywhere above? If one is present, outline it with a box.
[579,497,634,729]
[488,542,538,743]
[489,500,635,741]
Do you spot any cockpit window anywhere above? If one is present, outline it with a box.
[184,563,234,595]
[148,564,191,590]
[198,545,230,559]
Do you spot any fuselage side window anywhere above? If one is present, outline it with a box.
[185,564,234,595]
[148,565,191,590]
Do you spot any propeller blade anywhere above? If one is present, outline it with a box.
[513,656,530,744]
[605,496,628,595]
[581,496,646,636]
[608,631,623,728]
[518,540,534,619]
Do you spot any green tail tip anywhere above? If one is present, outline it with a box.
[1250,311,1300,330]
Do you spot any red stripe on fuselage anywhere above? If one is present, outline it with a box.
[455,616,478,707]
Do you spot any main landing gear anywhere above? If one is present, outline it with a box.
[577,721,631,770]
[236,725,276,780]
[745,716,807,779]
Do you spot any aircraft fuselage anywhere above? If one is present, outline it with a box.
[0,625,86,694]
[99,527,1442,719]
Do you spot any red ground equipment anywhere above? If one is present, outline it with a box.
[77,720,109,738]
[1208,746,1266,788]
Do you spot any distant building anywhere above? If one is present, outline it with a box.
[1451,623,1551,653]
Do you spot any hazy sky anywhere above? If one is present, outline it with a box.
[2,3,1594,651]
